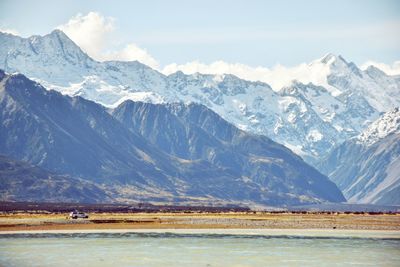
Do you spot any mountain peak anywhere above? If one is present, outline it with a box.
[365,65,387,77]
[316,53,364,78]
[357,108,400,145]
[319,53,337,64]
[49,29,69,39]
[21,29,85,59]
[168,70,187,79]
[44,29,79,48]
[318,53,348,65]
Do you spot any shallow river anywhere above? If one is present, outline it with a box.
[0,232,399,266]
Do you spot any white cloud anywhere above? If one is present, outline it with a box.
[163,56,400,91]
[361,61,400,76]
[0,27,19,35]
[162,57,333,91]
[58,12,114,59]
[53,12,400,82]
[57,12,159,69]
[101,44,159,69]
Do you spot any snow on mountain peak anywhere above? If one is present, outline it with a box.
[314,53,348,67]
[32,29,85,55]
[48,29,70,39]
[0,31,399,163]
[357,108,400,145]
[318,53,338,65]
[364,65,387,78]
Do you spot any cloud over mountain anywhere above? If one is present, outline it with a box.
[55,12,400,82]
[57,12,159,69]
[361,60,400,76]
[162,58,333,91]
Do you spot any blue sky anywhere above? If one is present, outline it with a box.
[0,0,399,68]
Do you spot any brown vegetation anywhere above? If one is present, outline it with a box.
[1,211,399,231]
[1,201,399,232]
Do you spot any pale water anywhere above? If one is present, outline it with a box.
[0,233,399,267]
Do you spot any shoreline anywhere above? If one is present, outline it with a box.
[1,228,400,239]
[1,212,399,236]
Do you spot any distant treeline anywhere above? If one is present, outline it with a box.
[0,201,398,214]
[0,201,251,213]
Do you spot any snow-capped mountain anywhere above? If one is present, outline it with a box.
[0,30,398,163]
[0,70,345,205]
[317,108,400,205]
[357,107,400,145]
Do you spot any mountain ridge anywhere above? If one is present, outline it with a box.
[0,154,111,203]
[317,108,400,205]
[0,69,345,205]
[1,30,398,163]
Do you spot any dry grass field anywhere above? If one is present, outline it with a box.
[1,212,399,231]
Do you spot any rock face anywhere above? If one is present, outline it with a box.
[1,31,398,163]
[318,109,400,205]
[112,101,345,205]
[0,154,111,203]
[0,69,345,205]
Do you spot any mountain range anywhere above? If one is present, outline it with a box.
[0,69,345,206]
[0,29,398,206]
[318,108,400,205]
[1,30,399,165]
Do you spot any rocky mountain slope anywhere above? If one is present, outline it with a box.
[112,101,344,204]
[1,30,398,163]
[0,69,345,205]
[0,154,111,203]
[317,108,400,205]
